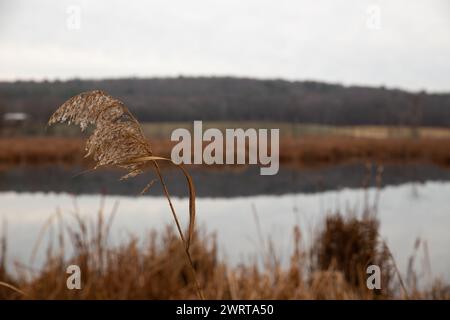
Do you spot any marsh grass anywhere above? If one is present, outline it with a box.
[0,198,448,300]
[3,136,450,169]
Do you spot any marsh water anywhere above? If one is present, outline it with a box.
[1,163,450,283]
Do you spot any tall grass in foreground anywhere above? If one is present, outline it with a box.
[44,90,202,298]
[0,202,448,300]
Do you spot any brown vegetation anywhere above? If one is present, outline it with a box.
[0,137,172,168]
[280,136,450,167]
[1,136,450,170]
[0,206,448,300]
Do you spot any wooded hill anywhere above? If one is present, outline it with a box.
[1,77,449,126]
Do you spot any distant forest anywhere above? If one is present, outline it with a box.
[1,77,450,126]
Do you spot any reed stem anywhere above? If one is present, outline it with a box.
[152,161,205,300]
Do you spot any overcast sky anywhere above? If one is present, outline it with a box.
[1,0,449,92]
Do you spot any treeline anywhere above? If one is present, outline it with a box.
[0,77,450,126]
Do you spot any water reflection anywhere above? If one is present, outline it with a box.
[1,163,450,197]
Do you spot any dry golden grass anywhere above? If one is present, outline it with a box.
[279,136,450,167]
[0,137,86,167]
[0,205,448,300]
[2,136,450,170]
[0,137,174,168]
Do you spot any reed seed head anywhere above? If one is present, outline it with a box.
[48,90,152,178]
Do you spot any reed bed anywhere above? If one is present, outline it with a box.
[2,136,450,169]
[0,204,448,300]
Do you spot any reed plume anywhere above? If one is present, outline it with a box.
[48,90,203,299]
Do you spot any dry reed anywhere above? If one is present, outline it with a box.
[3,135,450,169]
[47,90,203,299]
[0,201,448,300]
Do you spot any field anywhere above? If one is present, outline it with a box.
[1,135,450,169]
[13,121,450,139]
[3,122,450,169]
[137,121,450,140]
